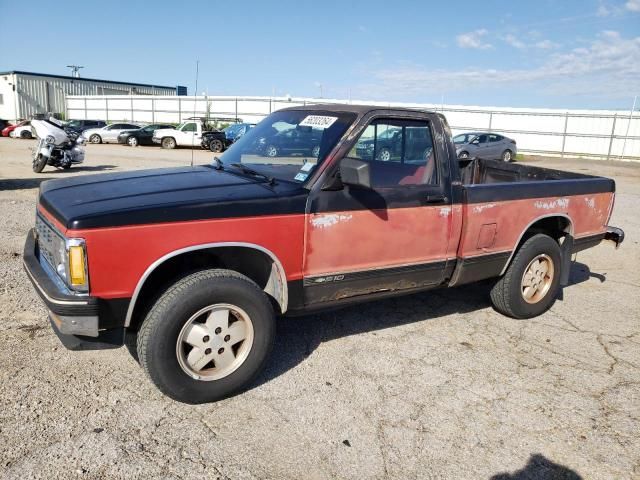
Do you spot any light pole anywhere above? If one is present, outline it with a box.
[66,65,84,78]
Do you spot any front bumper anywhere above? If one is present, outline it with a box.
[23,229,125,349]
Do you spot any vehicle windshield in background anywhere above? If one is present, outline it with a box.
[453,133,477,144]
[218,110,356,183]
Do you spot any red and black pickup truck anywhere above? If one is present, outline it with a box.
[24,104,624,403]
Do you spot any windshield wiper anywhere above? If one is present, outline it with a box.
[230,163,276,185]
[212,156,224,170]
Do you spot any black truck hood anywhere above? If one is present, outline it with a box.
[39,165,308,230]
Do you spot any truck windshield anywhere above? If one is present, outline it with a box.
[218,110,357,184]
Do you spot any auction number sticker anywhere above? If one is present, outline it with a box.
[299,115,338,129]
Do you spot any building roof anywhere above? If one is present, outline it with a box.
[0,70,179,90]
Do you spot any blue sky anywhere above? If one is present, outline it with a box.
[1,0,639,109]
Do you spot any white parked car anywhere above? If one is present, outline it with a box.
[153,120,205,149]
[83,123,141,144]
[11,121,34,139]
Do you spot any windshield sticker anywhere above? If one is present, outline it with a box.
[299,115,338,129]
[294,172,309,182]
[301,162,315,172]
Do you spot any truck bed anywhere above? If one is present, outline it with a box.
[450,158,616,286]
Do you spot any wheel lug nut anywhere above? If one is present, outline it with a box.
[203,335,210,342]
[224,335,230,342]
[205,348,212,355]
[215,327,222,334]
[218,348,224,354]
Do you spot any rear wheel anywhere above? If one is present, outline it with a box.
[32,154,47,173]
[209,139,224,153]
[490,234,562,319]
[458,151,470,159]
[161,137,176,149]
[127,136,138,147]
[501,149,513,162]
[137,269,275,404]
[20,130,32,139]
[89,134,102,144]
[377,147,391,161]
[311,145,320,157]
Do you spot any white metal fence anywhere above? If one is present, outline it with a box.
[66,95,640,161]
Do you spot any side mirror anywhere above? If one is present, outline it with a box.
[340,157,371,189]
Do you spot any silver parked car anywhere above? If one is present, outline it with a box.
[83,123,141,144]
[454,132,517,162]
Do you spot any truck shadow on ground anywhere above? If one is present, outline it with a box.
[254,262,602,388]
[0,166,117,191]
[490,453,582,479]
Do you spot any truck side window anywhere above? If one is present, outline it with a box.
[182,123,197,132]
[349,119,437,188]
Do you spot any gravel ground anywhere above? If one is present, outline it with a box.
[0,138,638,480]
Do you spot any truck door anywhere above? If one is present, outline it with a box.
[178,122,199,146]
[303,115,453,306]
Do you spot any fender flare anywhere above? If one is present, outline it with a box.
[499,213,574,276]
[124,242,289,327]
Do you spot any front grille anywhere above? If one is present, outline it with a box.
[35,214,63,270]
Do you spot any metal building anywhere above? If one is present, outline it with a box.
[0,70,185,122]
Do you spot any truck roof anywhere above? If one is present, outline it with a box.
[280,103,438,116]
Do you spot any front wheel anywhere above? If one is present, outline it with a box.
[209,139,224,153]
[89,134,101,144]
[458,151,470,159]
[137,269,275,404]
[265,145,278,157]
[20,131,33,139]
[161,137,176,149]
[490,234,562,319]
[32,154,47,173]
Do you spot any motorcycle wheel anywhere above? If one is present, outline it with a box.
[33,154,47,173]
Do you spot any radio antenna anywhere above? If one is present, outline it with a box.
[191,60,200,167]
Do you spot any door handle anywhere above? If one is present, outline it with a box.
[425,194,447,204]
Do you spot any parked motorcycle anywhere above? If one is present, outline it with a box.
[31,118,85,173]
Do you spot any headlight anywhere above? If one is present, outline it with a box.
[45,135,56,145]
[35,215,89,292]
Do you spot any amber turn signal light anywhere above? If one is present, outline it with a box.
[68,245,86,286]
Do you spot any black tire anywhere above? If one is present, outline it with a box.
[89,134,102,144]
[161,137,176,149]
[490,234,562,319]
[20,130,32,139]
[458,151,470,159]
[32,154,47,173]
[137,269,275,404]
[501,149,513,162]
[62,164,71,170]
[209,139,223,153]
[127,136,138,147]
[311,145,320,157]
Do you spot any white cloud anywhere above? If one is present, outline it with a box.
[358,31,640,101]
[626,0,640,11]
[502,34,559,50]
[456,29,492,49]
[597,4,611,16]
[534,39,560,49]
[504,34,526,49]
